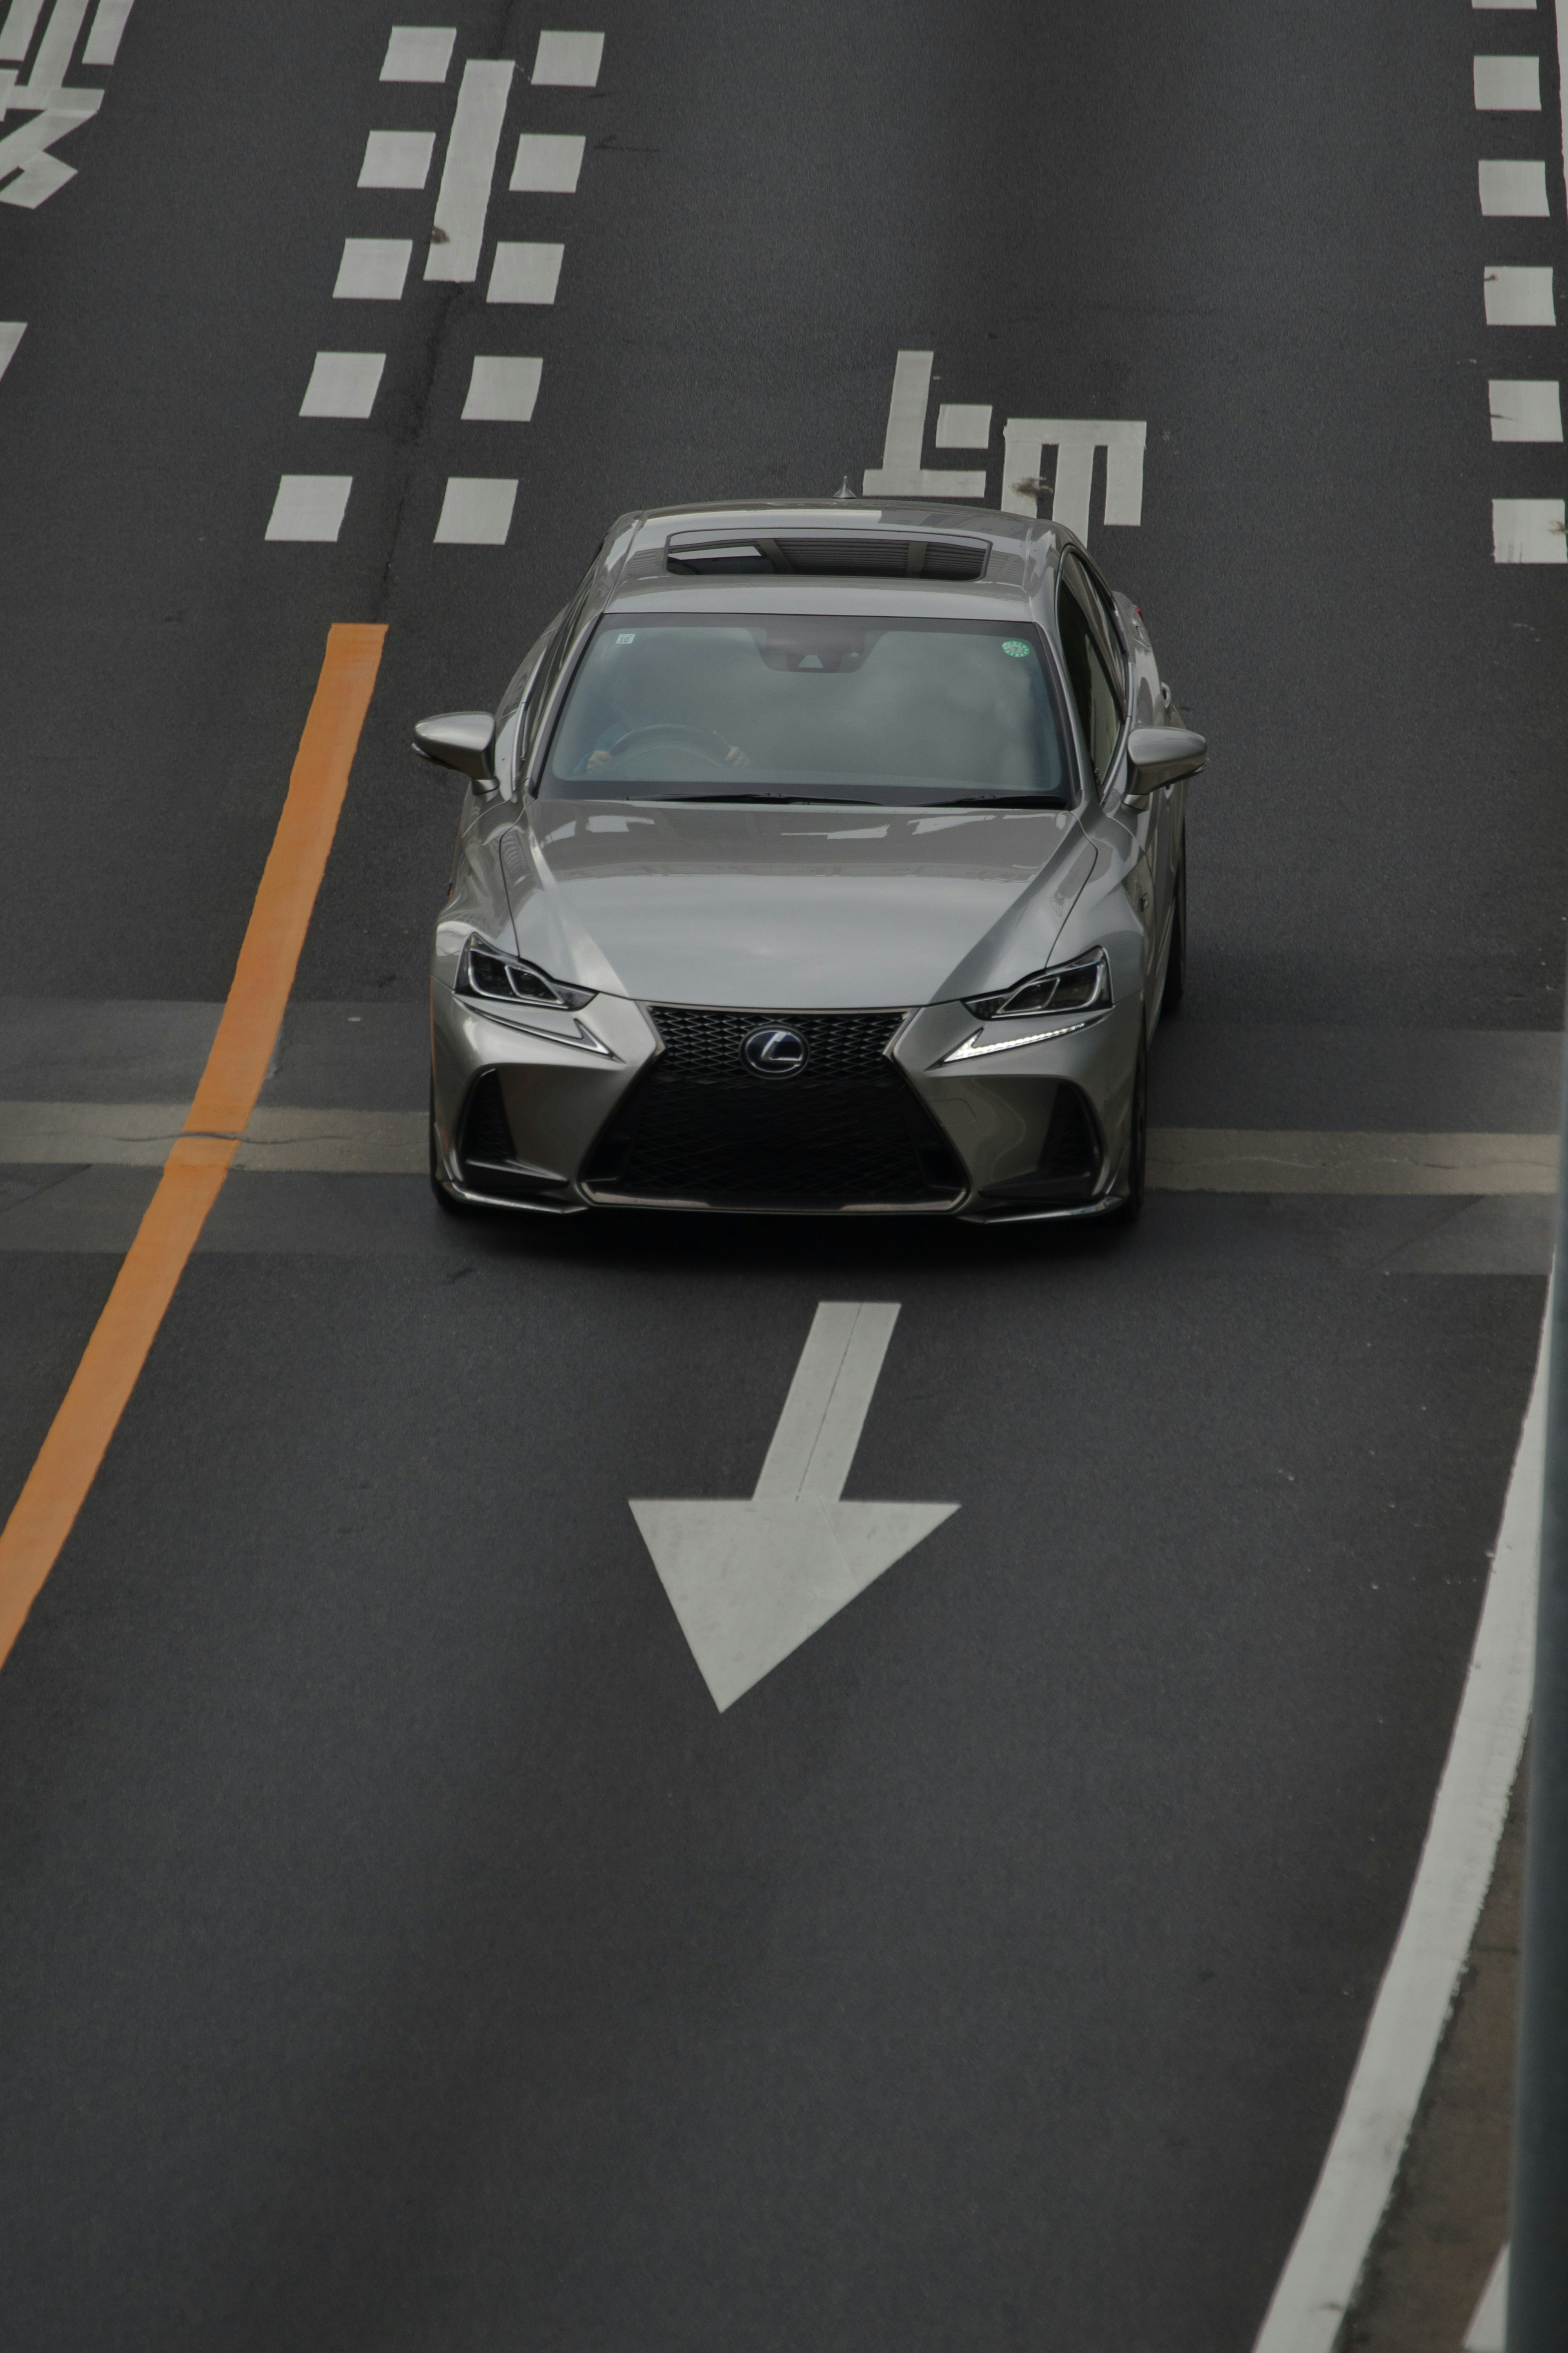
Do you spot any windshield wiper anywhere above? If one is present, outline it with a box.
[922,795,1068,808]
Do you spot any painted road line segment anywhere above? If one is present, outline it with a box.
[1479,157,1550,213]
[531,30,603,87]
[0,625,385,1673]
[381,25,454,83]
[1252,1298,1548,2353]
[631,1302,957,1711]
[425,58,512,283]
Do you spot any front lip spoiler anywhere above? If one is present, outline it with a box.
[434,1167,588,1216]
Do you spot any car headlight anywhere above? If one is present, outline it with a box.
[457,937,595,1012]
[963,948,1111,1021]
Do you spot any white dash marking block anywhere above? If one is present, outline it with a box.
[334,237,413,299]
[300,351,386,419]
[359,129,434,188]
[266,475,352,543]
[435,477,518,544]
[381,24,454,82]
[82,0,133,67]
[1473,1,1537,11]
[1493,497,1566,560]
[0,320,25,379]
[425,58,513,283]
[1474,54,1541,107]
[935,402,992,448]
[1488,377,1562,439]
[1479,156,1549,212]
[532,29,603,84]
[463,355,542,421]
[487,240,564,303]
[510,131,585,192]
[1485,263,1555,323]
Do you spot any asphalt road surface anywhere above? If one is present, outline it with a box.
[0,4,1562,2348]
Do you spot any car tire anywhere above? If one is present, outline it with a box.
[1112,1031,1147,1222]
[429,1077,473,1215]
[1161,845,1187,1015]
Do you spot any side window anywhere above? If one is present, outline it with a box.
[1082,564,1128,700]
[1056,570,1124,786]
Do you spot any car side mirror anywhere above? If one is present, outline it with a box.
[413,711,497,785]
[1125,725,1207,796]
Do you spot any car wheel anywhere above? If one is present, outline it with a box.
[429,1077,472,1215]
[1112,1031,1147,1222]
[1161,846,1187,1015]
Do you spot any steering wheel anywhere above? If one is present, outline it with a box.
[596,723,743,772]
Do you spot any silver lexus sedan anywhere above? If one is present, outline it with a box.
[417,500,1205,1222]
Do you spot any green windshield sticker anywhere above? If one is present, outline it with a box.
[1001,639,1031,658]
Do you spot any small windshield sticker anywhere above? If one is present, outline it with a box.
[616,631,635,644]
[1001,639,1031,658]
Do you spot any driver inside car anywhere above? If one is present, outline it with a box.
[580,631,750,775]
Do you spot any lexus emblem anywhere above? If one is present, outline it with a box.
[742,1024,808,1079]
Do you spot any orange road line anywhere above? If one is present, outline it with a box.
[0,623,386,1671]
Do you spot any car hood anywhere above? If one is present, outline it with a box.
[499,799,1098,1008]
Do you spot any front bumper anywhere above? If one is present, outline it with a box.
[430,985,1143,1222]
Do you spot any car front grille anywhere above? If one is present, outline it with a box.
[581,1007,968,1210]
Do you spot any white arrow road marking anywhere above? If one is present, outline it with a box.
[630,1302,958,1713]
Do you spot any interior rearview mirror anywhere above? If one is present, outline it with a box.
[412,711,497,784]
[1125,725,1207,795]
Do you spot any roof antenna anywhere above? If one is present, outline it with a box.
[832,475,855,502]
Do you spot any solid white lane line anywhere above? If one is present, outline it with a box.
[1485,262,1556,322]
[1252,1302,1548,2353]
[510,130,584,192]
[380,24,454,83]
[531,29,603,85]
[299,351,385,420]
[1465,2248,1509,2352]
[0,319,24,377]
[434,477,517,544]
[80,0,128,65]
[1556,1,1568,216]
[1493,497,1568,559]
[1474,53,1542,107]
[265,476,352,544]
[486,240,563,303]
[359,127,434,189]
[1479,156,1550,212]
[0,0,44,61]
[1489,376,1563,437]
[935,401,993,448]
[462,355,541,420]
[425,57,512,283]
[333,237,412,299]
[1151,1129,1559,1191]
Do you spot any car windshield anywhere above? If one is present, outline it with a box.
[539,613,1075,804]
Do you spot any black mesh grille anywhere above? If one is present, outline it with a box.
[582,1008,968,1209]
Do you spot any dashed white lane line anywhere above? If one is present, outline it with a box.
[462,354,541,420]
[487,239,563,303]
[1475,0,1537,9]
[510,130,584,192]
[300,350,385,419]
[1479,156,1550,212]
[1493,497,1567,558]
[1484,262,1556,321]
[380,24,454,83]
[1488,376,1563,437]
[425,57,512,283]
[334,236,412,299]
[1474,52,1542,107]
[434,476,517,544]
[81,0,130,66]
[265,475,353,543]
[359,127,434,189]
[531,29,603,86]
[1252,1302,1547,2353]
[0,320,24,378]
